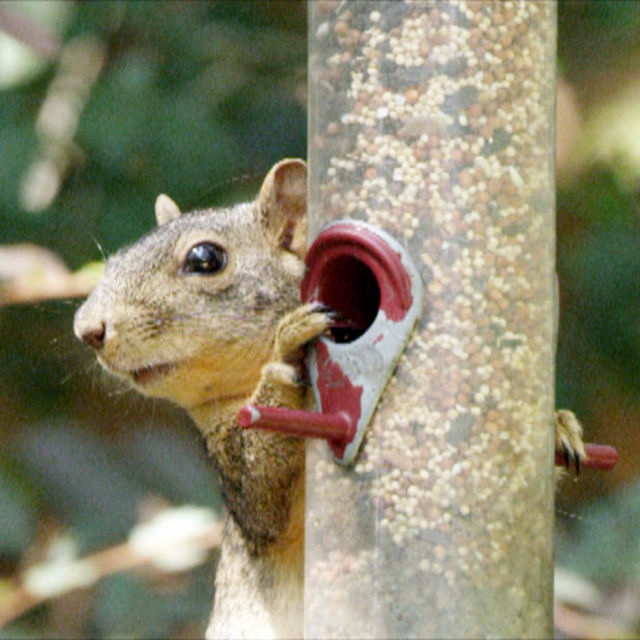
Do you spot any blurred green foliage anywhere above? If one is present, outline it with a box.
[558,0,640,77]
[556,475,640,583]
[0,2,306,636]
[555,5,640,627]
[557,166,640,396]
[0,1,306,261]
[1,0,640,636]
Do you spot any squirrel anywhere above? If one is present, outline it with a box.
[74,159,326,638]
[73,158,586,638]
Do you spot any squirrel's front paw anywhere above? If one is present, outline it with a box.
[554,409,587,474]
[260,362,301,390]
[251,305,332,409]
[273,303,333,362]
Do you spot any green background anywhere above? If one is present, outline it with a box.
[0,1,639,636]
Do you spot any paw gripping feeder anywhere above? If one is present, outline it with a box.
[238,219,423,465]
[239,220,618,471]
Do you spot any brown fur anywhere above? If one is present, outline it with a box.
[74,159,324,638]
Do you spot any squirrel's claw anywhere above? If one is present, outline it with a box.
[273,303,334,362]
[559,435,581,475]
[312,302,338,318]
[554,409,587,477]
[562,440,571,470]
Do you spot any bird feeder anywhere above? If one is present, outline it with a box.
[305,2,557,637]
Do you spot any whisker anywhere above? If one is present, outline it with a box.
[90,235,107,261]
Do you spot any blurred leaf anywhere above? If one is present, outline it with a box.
[15,423,151,553]
[0,460,38,559]
[559,0,640,77]
[558,166,639,229]
[91,573,169,638]
[90,568,212,638]
[558,166,640,389]
[0,1,70,89]
[556,478,640,582]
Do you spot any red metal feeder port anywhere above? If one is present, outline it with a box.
[238,220,424,465]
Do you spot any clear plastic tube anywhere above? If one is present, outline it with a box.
[305,1,556,637]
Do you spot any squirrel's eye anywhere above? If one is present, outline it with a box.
[183,242,227,274]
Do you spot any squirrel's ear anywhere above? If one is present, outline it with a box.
[155,194,182,226]
[257,158,307,259]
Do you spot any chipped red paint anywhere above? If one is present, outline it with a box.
[314,340,362,458]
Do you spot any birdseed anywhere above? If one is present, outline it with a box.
[306,1,556,637]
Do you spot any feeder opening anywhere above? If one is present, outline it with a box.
[317,254,380,343]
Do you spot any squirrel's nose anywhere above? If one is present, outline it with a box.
[79,321,106,349]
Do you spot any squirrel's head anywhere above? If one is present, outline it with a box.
[74,159,307,409]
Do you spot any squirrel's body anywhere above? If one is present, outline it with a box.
[74,159,322,638]
[74,158,586,638]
